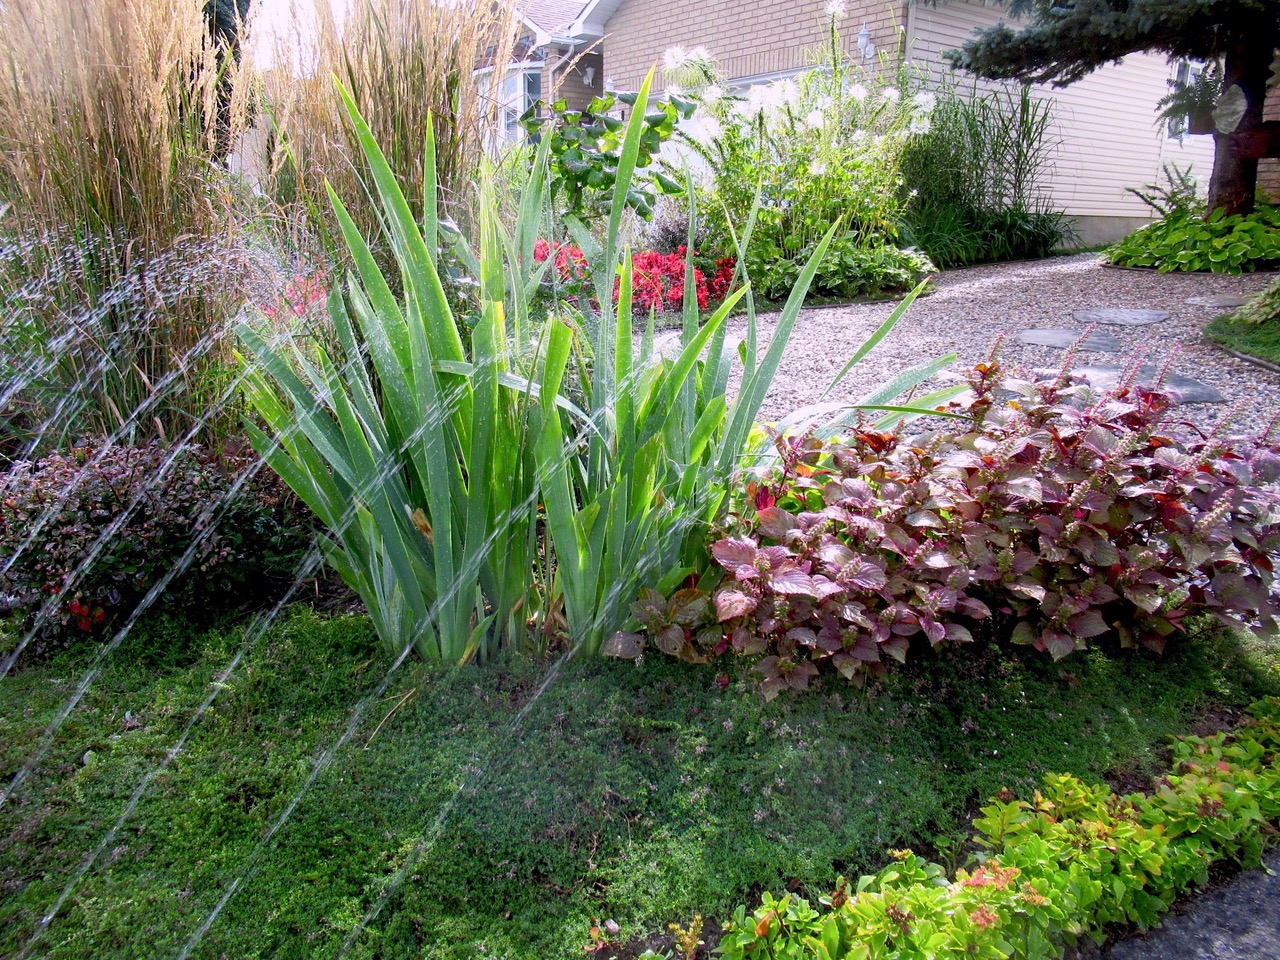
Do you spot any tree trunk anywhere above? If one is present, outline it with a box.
[1206,34,1274,217]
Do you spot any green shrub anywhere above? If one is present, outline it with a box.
[903,205,1074,269]
[680,12,935,300]
[0,443,309,656]
[719,697,1280,960]
[518,88,693,220]
[757,238,935,302]
[1105,205,1280,273]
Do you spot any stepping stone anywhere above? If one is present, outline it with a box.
[1033,365,1226,404]
[1018,329,1123,352]
[1185,294,1251,309]
[1072,308,1170,326]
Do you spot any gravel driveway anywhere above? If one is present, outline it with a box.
[672,254,1278,432]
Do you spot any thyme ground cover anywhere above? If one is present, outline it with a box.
[2,612,1275,958]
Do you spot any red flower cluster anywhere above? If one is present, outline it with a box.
[631,249,707,310]
[66,598,106,633]
[708,255,736,301]
[534,238,590,284]
[262,269,328,321]
[534,239,736,313]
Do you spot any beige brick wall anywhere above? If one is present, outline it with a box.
[1260,85,1279,204]
[600,0,909,92]
[548,49,605,112]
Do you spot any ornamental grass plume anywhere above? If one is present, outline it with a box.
[262,0,520,254]
[0,0,251,444]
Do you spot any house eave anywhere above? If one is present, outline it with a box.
[568,0,625,39]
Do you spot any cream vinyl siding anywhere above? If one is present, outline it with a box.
[907,0,1216,219]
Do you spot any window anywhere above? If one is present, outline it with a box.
[501,66,543,144]
[1166,60,1203,141]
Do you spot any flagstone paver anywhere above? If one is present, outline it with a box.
[1018,329,1123,351]
[1032,365,1226,403]
[1072,308,1171,326]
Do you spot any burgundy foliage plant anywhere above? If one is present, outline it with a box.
[609,360,1280,698]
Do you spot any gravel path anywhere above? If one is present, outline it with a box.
[1101,850,1280,960]
[666,254,1279,432]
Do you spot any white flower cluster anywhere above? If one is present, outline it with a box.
[824,0,848,19]
[661,44,717,88]
[737,76,801,119]
[908,89,937,135]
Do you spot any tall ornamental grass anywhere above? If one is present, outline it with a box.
[262,0,519,257]
[0,0,249,449]
[900,83,1074,267]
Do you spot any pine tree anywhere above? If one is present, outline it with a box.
[936,0,1280,216]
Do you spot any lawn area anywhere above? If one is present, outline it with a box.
[1206,309,1280,365]
[2,611,1276,959]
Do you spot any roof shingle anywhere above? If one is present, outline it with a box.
[520,0,589,34]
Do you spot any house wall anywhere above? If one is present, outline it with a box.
[908,1,1217,242]
[600,0,909,92]
[548,48,605,112]
[1261,86,1280,204]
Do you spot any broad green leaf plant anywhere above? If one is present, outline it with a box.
[239,71,956,664]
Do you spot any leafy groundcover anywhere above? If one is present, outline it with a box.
[719,697,1280,960]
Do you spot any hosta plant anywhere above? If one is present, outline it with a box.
[611,358,1280,695]
[1105,205,1280,273]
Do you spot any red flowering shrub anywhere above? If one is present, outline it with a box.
[534,239,735,313]
[608,360,1280,697]
[0,444,311,655]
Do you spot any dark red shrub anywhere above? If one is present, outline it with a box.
[608,361,1280,698]
[0,443,311,654]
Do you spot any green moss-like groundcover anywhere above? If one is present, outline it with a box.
[1,609,1277,959]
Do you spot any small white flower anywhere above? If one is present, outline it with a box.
[908,115,932,135]
[824,0,848,19]
[804,108,825,129]
[881,87,900,103]
[744,83,780,116]
[702,83,724,103]
[699,116,723,142]
[848,83,868,102]
[662,46,688,72]
[911,90,937,113]
[775,79,800,106]
[809,161,827,176]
